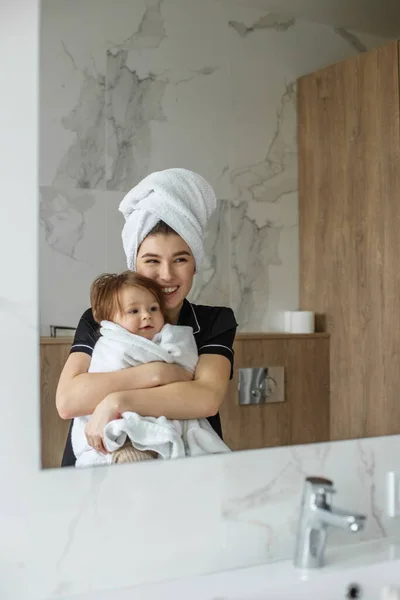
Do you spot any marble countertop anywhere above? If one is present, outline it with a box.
[53,537,400,600]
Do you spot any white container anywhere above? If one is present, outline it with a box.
[290,311,315,334]
[284,311,292,333]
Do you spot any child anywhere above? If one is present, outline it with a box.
[71,271,230,467]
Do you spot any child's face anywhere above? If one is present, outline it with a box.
[113,285,165,339]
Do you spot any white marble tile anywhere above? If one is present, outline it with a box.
[230,199,298,331]
[230,81,297,205]
[40,0,166,190]
[39,187,106,334]
[104,191,127,273]
[51,71,106,190]
[110,0,167,51]
[228,13,296,38]
[105,48,167,191]
[263,191,299,329]
[27,457,226,599]
[39,31,106,189]
[188,200,231,307]
[105,48,233,196]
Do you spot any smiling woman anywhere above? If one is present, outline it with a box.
[56,168,238,468]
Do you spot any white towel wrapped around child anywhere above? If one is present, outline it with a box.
[71,322,230,467]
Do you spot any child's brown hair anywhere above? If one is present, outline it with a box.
[90,271,168,324]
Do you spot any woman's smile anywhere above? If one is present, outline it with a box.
[162,285,179,297]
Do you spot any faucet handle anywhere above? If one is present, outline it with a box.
[305,476,336,495]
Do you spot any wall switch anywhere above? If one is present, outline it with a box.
[387,472,400,517]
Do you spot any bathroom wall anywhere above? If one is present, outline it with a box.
[39,0,385,335]
[4,2,400,599]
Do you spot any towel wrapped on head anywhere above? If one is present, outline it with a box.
[119,168,217,271]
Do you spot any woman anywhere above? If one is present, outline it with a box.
[56,168,238,466]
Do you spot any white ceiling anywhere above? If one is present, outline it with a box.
[244,0,400,37]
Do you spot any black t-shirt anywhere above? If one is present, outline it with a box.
[61,299,238,467]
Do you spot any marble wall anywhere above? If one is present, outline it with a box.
[39,0,385,334]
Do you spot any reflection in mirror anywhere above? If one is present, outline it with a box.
[39,0,393,469]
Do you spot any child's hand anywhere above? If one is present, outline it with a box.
[85,394,121,454]
[158,363,194,385]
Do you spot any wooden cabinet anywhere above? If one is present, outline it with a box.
[219,333,330,450]
[298,41,400,441]
[40,338,71,468]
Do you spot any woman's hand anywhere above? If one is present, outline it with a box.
[85,393,121,454]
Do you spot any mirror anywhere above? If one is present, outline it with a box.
[39,0,393,469]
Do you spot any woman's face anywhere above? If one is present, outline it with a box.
[136,233,196,320]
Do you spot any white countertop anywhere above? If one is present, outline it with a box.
[53,537,400,600]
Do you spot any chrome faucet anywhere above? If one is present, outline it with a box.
[294,476,367,569]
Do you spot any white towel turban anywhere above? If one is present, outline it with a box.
[119,168,217,271]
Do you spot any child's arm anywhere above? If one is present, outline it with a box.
[56,352,193,420]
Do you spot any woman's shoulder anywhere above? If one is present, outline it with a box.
[186,301,238,337]
[78,307,98,330]
[192,303,236,322]
[70,308,101,355]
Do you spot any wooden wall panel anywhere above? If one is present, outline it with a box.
[40,339,71,468]
[219,334,330,450]
[298,42,400,440]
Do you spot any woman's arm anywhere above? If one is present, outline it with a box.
[84,355,231,451]
[115,354,231,418]
[56,352,193,419]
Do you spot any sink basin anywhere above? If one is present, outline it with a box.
[56,538,400,600]
[224,557,400,600]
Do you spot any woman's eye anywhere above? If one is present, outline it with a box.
[145,259,159,264]
[175,257,187,263]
